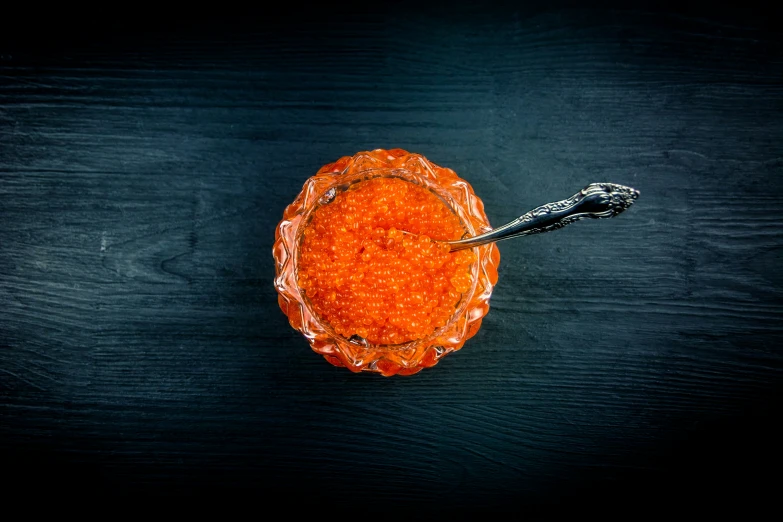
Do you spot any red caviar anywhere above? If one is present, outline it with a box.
[298,177,476,345]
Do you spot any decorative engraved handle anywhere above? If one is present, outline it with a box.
[446,183,640,252]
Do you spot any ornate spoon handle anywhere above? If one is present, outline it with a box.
[446,183,640,252]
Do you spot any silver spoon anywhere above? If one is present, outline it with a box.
[445,182,639,252]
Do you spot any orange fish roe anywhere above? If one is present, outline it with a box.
[298,177,476,345]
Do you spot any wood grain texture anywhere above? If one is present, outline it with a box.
[2,6,782,513]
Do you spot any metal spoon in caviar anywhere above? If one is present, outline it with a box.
[443,182,639,252]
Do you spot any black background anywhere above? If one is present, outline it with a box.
[1,4,781,516]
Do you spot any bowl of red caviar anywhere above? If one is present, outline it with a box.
[273,149,500,376]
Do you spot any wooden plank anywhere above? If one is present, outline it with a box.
[1,6,782,512]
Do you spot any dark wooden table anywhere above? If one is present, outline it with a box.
[2,6,781,514]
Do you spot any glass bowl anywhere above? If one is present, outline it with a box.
[273,148,500,376]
